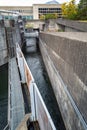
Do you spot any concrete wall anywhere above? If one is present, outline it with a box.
[0,25,8,66]
[44,19,58,32]
[57,19,87,32]
[39,32,87,130]
[44,19,87,32]
[33,5,39,20]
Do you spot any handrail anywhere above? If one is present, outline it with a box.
[7,49,12,130]
[16,43,57,130]
[32,83,56,130]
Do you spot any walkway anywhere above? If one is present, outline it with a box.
[8,57,25,130]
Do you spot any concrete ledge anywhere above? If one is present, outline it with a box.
[9,57,25,130]
[57,19,87,32]
[41,32,87,42]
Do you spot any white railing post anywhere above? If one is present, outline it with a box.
[30,82,37,121]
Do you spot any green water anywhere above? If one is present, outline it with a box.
[0,64,8,130]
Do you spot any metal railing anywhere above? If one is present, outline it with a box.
[30,82,56,130]
[16,43,56,130]
[8,58,11,130]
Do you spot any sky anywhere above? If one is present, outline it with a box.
[0,0,80,6]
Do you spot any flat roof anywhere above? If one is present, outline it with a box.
[33,4,61,6]
[0,6,32,8]
[0,4,61,7]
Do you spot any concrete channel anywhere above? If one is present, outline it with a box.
[24,35,66,130]
[1,17,87,130]
[0,17,65,129]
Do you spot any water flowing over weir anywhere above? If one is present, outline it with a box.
[24,37,66,130]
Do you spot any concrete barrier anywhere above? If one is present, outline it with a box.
[39,32,87,130]
[57,19,87,32]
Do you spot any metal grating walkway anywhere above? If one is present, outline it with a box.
[8,57,25,130]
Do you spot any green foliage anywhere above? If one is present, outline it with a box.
[39,13,58,20]
[61,0,87,20]
[62,0,77,20]
[25,23,33,28]
[77,7,87,20]
[45,13,58,20]
[40,15,45,20]
[78,0,87,9]
[77,0,87,20]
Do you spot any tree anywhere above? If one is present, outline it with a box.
[54,13,58,19]
[40,15,45,20]
[78,0,87,9]
[25,23,33,28]
[77,0,87,20]
[62,0,77,20]
[45,13,58,20]
[61,2,68,18]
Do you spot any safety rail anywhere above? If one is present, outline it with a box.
[16,43,56,130]
[8,58,11,129]
[30,82,56,130]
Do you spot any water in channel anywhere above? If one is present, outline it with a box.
[0,64,8,130]
[24,38,66,130]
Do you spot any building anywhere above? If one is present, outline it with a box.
[0,0,62,20]
[0,6,33,20]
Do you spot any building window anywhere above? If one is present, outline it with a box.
[38,7,62,19]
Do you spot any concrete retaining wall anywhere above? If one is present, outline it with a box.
[44,19,58,32]
[57,19,87,32]
[39,32,87,130]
